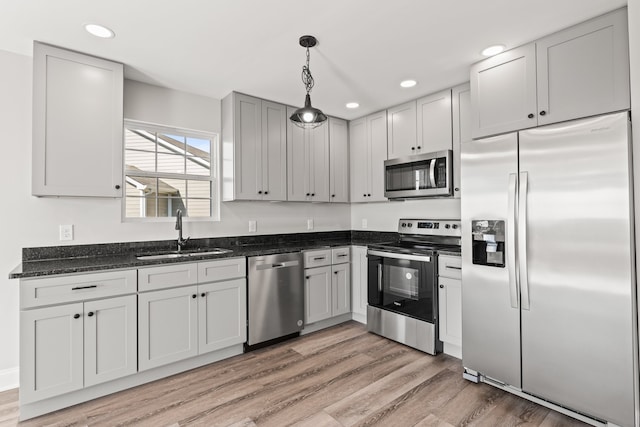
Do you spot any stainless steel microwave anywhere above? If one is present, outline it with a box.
[384,150,452,199]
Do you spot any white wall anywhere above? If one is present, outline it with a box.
[0,59,349,391]
[351,199,461,231]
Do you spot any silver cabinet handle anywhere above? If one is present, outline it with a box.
[507,173,519,309]
[313,256,326,261]
[445,265,461,270]
[337,254,348,257]
[377,264,382,292]
[72,284,98,290]
[519,171,530,310]
[255,260,300,270]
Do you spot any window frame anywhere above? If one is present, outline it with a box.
[122,119,220,222]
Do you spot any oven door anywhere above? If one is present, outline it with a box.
[367,250,437,323]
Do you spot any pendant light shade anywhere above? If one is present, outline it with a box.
[290,35,327,129]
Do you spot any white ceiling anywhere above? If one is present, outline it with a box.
[0,0,627,120]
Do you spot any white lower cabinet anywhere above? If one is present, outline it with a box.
[350,246,368,323]
[438,255,462,358]
[20,294,137,404]
[138,258,247,371]
[304,248,351,326]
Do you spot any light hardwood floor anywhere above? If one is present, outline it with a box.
[0,321,588,427]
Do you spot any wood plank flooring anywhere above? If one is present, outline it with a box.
[0,321,588,427]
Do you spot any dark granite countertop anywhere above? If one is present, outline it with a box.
[10,230,398,279]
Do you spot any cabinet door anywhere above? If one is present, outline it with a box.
[138,286,198,371]
[438,277,462,346]
[470,43,537,138]
[329,118,349,203]
[262,100,288,201]
[332,263,351,316]
[387,101,417,159]
[287,107,310,201]
[309,123,330,202]
[198,278,247,354]
[349,117,368,203]
[84,295,137,387]
[367,111,388,202]
[350,246,368,322]
[417,89,453,153]
[234,93,263,200]
[20,303,84,403]
[536,8,629,126]
[452,83,471,199]
[32,42,123,197]
[305,266,332,324]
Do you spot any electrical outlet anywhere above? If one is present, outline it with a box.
[361,219,368,229]
[248,220,257,233]
[307,219,314,230]
[59,224,74,241]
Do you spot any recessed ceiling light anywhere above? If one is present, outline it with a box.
[84,23,115,39]
[400,80,417,88]
[481,44,505,57]
[346,102,359,109]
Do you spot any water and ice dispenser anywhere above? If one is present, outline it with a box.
[471,220,505,267]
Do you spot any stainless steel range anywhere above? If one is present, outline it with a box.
[367,219,461,355]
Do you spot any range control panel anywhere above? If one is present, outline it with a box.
[398,219,461,237]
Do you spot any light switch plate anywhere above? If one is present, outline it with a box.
[59,224,74,241]
[307,219,314,230]
[248,220,257,233]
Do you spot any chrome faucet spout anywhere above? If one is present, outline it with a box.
[175,209,190,252]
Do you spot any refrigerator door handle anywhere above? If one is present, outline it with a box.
[508,173,519,309]
[519,171,530,310]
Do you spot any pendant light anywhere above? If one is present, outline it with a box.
[290,35,327,129]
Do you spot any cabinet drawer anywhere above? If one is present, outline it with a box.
[198,257,246,283]
[331,247,351,264]
[138,263,198,292]
[21,269,137,309]
[304,249,331,268]
[438,255,462,279]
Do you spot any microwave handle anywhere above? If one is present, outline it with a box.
[429,158,436,188]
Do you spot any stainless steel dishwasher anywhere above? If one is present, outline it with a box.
[247,252,304,349]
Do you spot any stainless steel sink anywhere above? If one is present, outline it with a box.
[136,248,232,260]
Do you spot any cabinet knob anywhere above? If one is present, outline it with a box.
[305,276,310,279]
[192,294,197,299]
[334,271,338,274]
[417,146,421,149]
[528,113,534,119]
[539,110,546,116]
[439,284,444,288]
[367,194,371,197]
[264,191,269,195]
[306,193,310,196]
[201,293,206,297]
[258,191,262,194]
[331,194,335,198]
[411,147,415,150]
[73,313,80,319]
[115,185,121,190]
[363,193,367,197]
[88,311,94,317]
[455,187,459,192]
[311,193,315,197]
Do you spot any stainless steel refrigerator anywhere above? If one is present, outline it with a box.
[461,112,638,426]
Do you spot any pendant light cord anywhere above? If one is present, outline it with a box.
[302,47,314,95]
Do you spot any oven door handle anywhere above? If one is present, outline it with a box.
[367,250,432,263]
[377,264,383,292]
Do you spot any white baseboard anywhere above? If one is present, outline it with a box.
[0,367,19,392]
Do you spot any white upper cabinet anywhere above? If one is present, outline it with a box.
[287,108,330,202]
[329,118,349,203]
[32,42,124,197]
[470,44,537,138]
[350,110,387,203]
[222,93,287,201]
[416,89,453,153]
[471,8,629,138]
[536,8,629,126]
[451,83,471,199]
[387,101,417,159]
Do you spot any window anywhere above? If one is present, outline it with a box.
[123,120,219,220]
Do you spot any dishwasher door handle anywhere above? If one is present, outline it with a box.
[255,260,300,270]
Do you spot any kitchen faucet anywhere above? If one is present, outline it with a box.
[175,209,190,252]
